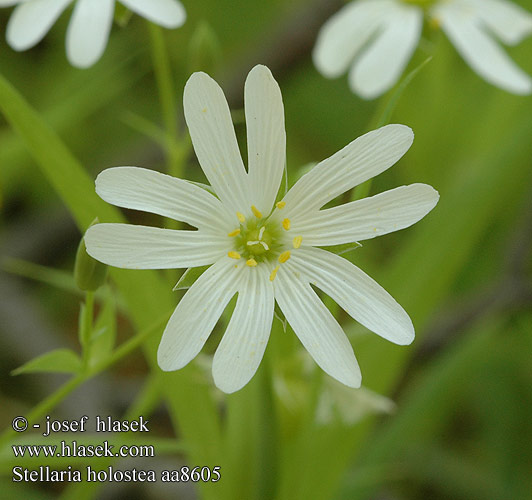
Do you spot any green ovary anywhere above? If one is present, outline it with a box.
[234,218,283,262]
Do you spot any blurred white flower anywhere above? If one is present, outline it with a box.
[313,0,532,98]
[1,0,186,68]
[85,65,439,393]
[316,381,396,426]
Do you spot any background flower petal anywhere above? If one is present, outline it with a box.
[312,0,390,78]
[85,223,229,269]
[292,184,439,246]
[349,4,422,99]
[95,166,233,231]
[290,247,414,345]
[66,0,114,68]
[158,258,241,371]
[6,0,72,51]
[184,72,250,215]
[281,124,413,219]
[120,0,185,29]
[465,0,532,45]
[274,264,361,388]
[212,265,274,393]
[245,65,286,216]
[436,3,532,94]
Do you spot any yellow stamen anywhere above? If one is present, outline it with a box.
[282,218,291,230]
[276,201,286,209]
[228,228,241,237]
[251,205,262,218]
[228,251,241,260]
[293,236,302,249]
[236,212,246,223]
[269,265,280,282]
[278,250,291,263]
[246,258,258,267]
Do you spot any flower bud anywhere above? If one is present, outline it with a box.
[74,219,107,291]
[187,22,222,76]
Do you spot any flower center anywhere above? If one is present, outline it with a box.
[226,203,303,280]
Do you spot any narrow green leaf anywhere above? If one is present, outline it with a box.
[173,265,209,291]
[12,349,82,376]
[0,72,120,229]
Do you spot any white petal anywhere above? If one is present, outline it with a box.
[85,223,229,269]
[157,258,241,371]
[65,0,114,68]
[290,247,414,345]
[436,3,532,94]
[245,65,286,215]
[184,72,250,215]
[120,0,185,28]
[6,0,72,51]
[95,167,233,231]
[312,0,391,78]
[465,0,532,45]
[349,4,422,99]
[274,264,361,388]
[281,124,414,219]
[293,184,439,246]
[0,1,24,7]
[212,265,274,393]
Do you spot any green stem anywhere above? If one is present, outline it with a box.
[0,310,171,449]
[148,22,181,176]
[81,291,94,370]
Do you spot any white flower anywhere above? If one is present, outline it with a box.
[313,0,532,99]
[1,0,186,68]
[85,65,439,393]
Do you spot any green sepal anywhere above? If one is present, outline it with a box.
[74,218,108,292]
[186,180,218,197]
[173,265,210,291]
[274,304,287,333]
[321,241,363,257]
[11,349,82,376]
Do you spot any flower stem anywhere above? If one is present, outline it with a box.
[80,291,94,370]
[148,23,182,176]
[0,310,171,449]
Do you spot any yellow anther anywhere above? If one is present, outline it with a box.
[282,218,291,230]
[278,250,291,263]
[228,228,241,237]
[269,265,280,282]
[236,212,246,223]
[276,201,286,209]
[228,251,241,260]
[246,258,258,267]
[293,236,303,249]
[202,107,207,113]
[251,205,263,218]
